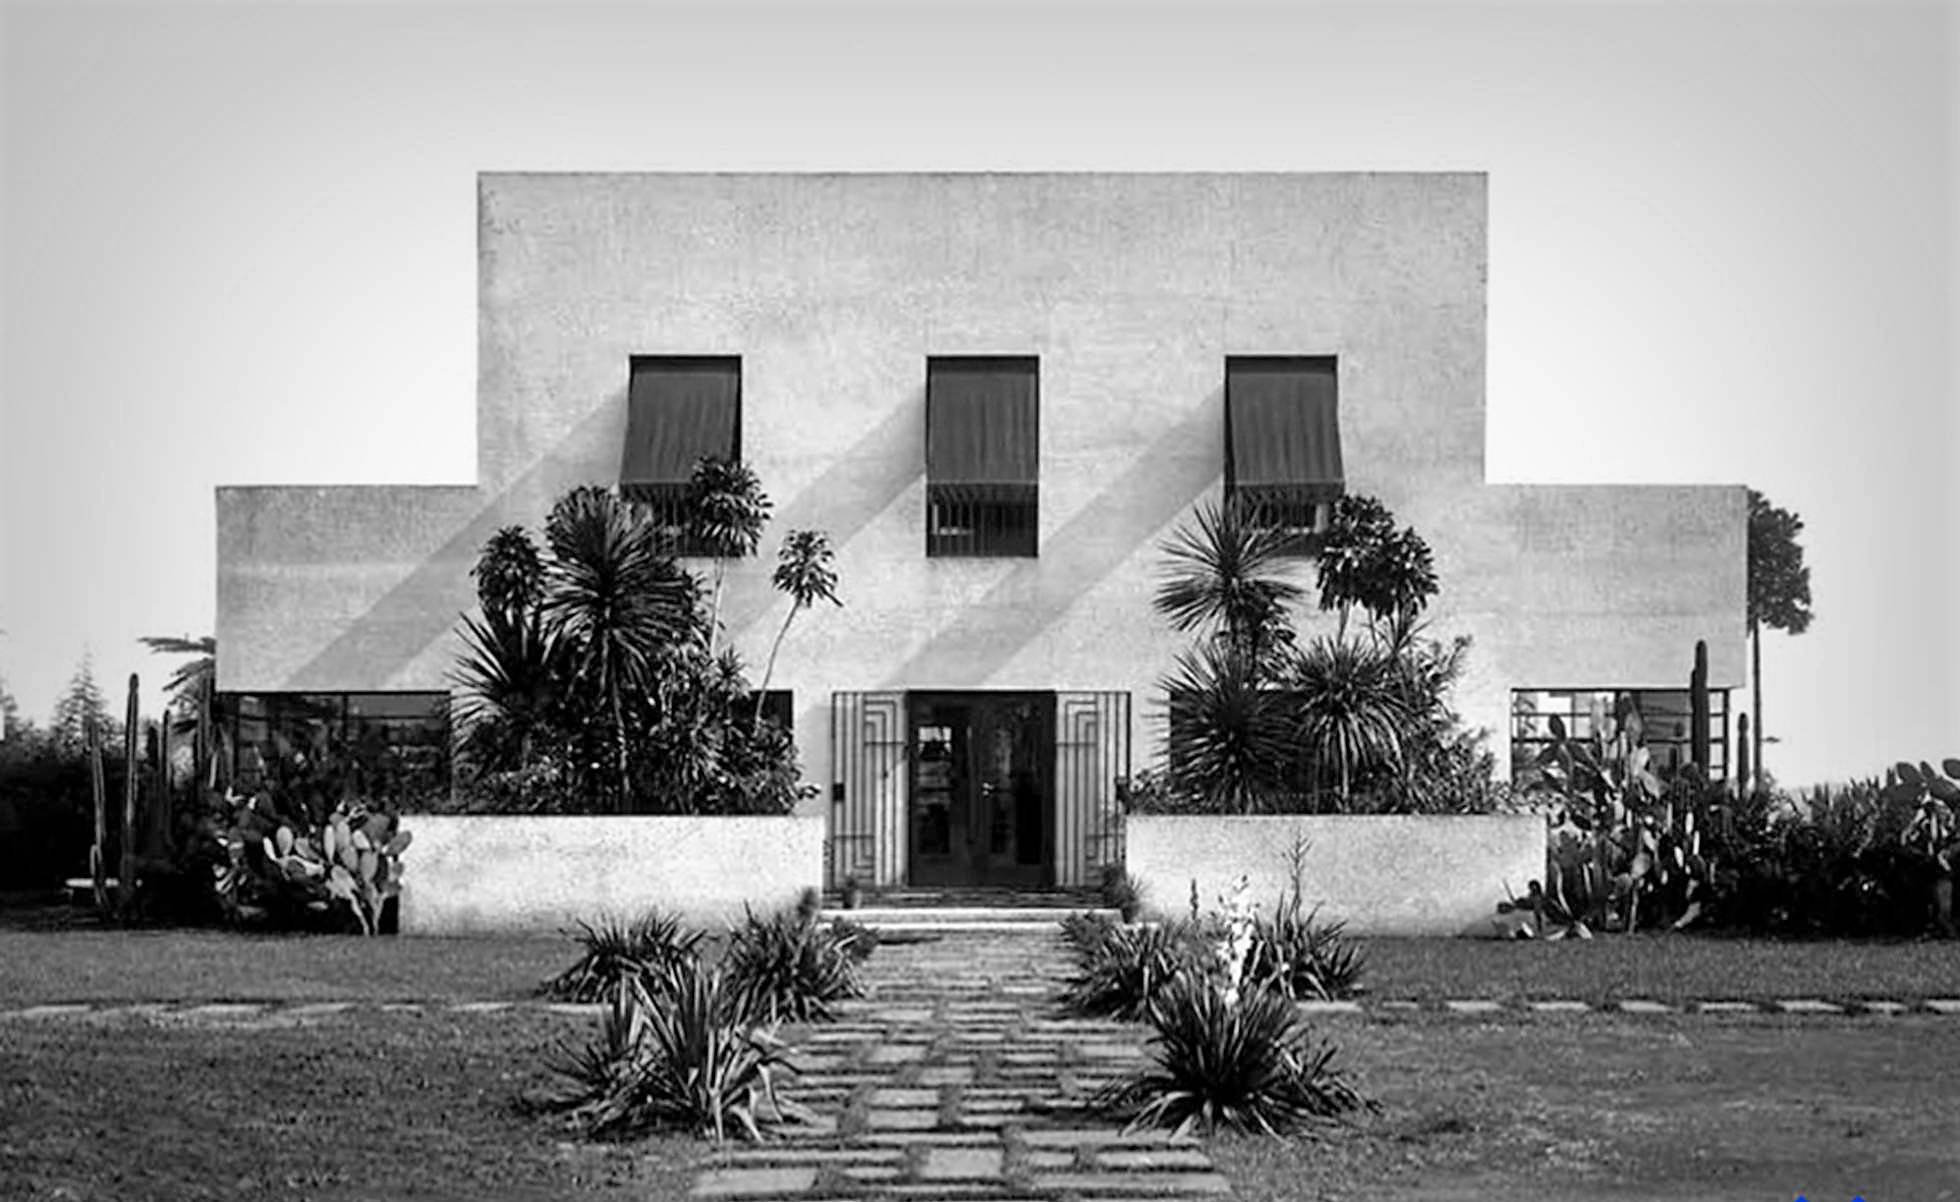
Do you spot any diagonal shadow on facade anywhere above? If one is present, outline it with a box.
[279,393,928,690]
[869,396,1222,691]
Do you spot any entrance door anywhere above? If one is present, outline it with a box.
[907,692,1053,888]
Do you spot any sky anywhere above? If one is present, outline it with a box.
[0,0,1954,789]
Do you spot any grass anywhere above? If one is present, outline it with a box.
[0,1009,699,1201]
[1355,934,1960,1005]
[1213,1011,1960,1201]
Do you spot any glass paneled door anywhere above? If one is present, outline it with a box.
[907,692,1054,888]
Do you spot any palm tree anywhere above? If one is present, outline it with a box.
[541,486,701,811]
[1281,636,1415,810]
[1154,497,1304,667]
[1161,642,1294,813]
[451,605,568,772]
[138,634,215,716]
[754,530,840,723]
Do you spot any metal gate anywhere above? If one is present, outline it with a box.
[1054,691,1131,887]
[829,692,907,889]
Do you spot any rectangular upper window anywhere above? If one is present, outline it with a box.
[1224,356,1344,556]
[926,356,1038,558]
[619,356,741,556]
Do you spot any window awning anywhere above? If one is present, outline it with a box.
[1227,358,1342,490]
[620,358,740,489]
[927,358,1038,485]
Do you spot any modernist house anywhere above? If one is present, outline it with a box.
[215,172,1747,892]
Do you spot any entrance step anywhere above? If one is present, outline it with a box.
[824,887,1106,911]
[827,905,1115,934]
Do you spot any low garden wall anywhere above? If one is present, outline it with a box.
[1124,814,1546,937]
[399,815,826,935]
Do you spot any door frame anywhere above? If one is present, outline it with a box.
[903,690,1057,889]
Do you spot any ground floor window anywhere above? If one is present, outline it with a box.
[1510,688,1728,783]
[214,691,452,810]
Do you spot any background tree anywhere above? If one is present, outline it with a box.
[1746,489,1814,794]
[0,672,18,742]
[50,652,116,752]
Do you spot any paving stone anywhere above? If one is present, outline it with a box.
[1071,1043,1146,1060]
[1694,1000,1760,1014]
[544,1002,600,1017]
[868,1087,940,1106]
[1380,999,1422,1011]
[717,1147,903,1166]
[1859,999,1907,1015]
[860,1131,1000,1146]
[1295,999,1363,1014]
[918,1065,975,1085]
[1023,1150,1077,1170]
[920,1146,1006,1180]
[1616,999,1672,1014]
[1442,999,1502,1013]
[1775,998,1842,1015]
[1922,998,1960,1014]
[1527,1000,1592,1013]
[9,1004,92,1019]
[961,1096,1027,1113]
[841,1165,902,1182]
[692,1166,818,1197]
[449,1001,513,1013]
[1094,1147,1219,1171]
[1035,1171,1231,1195]
[868,1043,928,1065]
[178,1003,267,1019]
[864,1109,939,1131]
[871,1007,937,1023]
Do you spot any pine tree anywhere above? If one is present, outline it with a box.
[50,652,117,752]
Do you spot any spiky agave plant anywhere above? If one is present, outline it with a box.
[1097,973,1374,1137]
[1060,919,1203,1021]
[1244,895,1365,1001]
[538,964,803,1142]
[539,910,705,1002]
[724,905,865,1024]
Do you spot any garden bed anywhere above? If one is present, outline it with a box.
[1124,814,1545,936]
[399,814,825,936]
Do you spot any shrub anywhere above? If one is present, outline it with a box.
[1061,918,1205,1021]
[535,964,804,1142]
[1095,972,1373,1137]
[540,910,705,1002]
[1244,892,1365,1002]
[208,788,410,935]
[724,904,867,1023]
[1098,862,1142,921]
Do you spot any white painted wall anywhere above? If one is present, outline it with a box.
[1125,814,1547,937]
[398,814,825,935]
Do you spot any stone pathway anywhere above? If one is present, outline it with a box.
[689,931,1229,1200]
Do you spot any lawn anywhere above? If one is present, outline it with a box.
[6,911,1960,1201]
[1,1009,698,1202]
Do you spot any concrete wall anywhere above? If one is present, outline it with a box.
[215,172,1747,812]
[398,814,825,935]
[1124,814,1547,936]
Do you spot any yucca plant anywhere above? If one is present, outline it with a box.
[1245,896,1364,1001]
[540,910,705,1002]
[1097,972,1373,1137]
[537,964,802,1142]
[724,904,865,1023]
[1060,919,1203,1021]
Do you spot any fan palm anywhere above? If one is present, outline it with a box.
[1162,642,1294,813]
[1154,497,1304,667]
[1281,636,1414,809]
[451,604,569,772]
[686,457,772,658]
[542,486,701,811]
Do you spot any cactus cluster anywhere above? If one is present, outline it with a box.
[213,795,411,935]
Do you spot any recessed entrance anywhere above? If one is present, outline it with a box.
[906,692,1055,889]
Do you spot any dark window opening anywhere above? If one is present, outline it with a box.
[926,357,1038,558]
[1511,688,1730,785]
[1225,356,1343,557]
[213,691,453,813]
[748,690,794,733]
[619,355,742,557]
